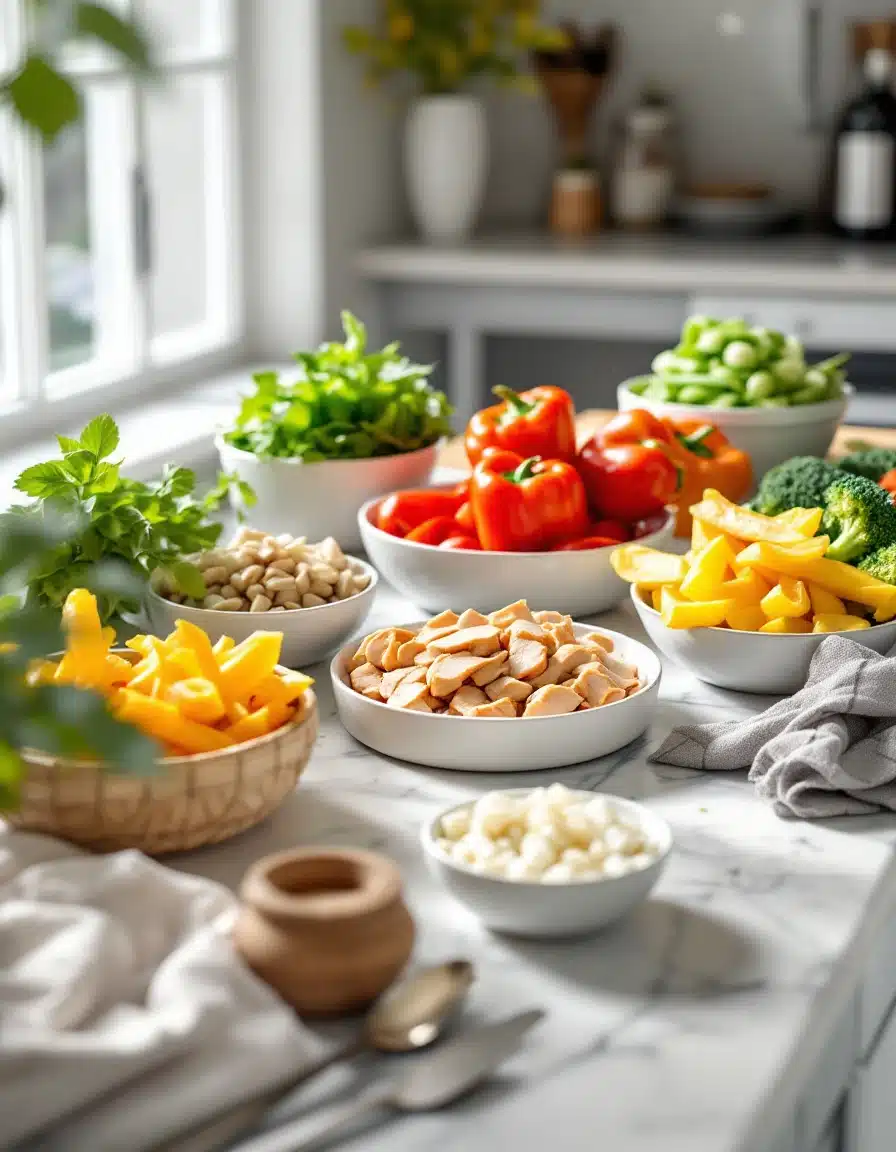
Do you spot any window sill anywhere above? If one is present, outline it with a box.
[0,363,289,509]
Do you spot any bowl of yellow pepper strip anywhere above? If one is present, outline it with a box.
[9,590,318,854]
[612,489,896,694]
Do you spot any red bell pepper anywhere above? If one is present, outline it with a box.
[551,536,619,552]
[879,469,896,503]
[439,535,482,550]
[469,447,589,552]
[465,386,577,467]
[405,516,467,546]
[455,501,476,533]
[376,482,469,538]
[576,409,680,521]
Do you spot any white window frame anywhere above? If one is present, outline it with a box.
[0,0,244,447]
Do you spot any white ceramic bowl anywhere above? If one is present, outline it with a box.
[631,584,896,695]
[146,557,379,670]
[216,436,439,551]
[421,791,672,938]
[617,378,852,481]
[358,495,675,616]
[331,623,661,771]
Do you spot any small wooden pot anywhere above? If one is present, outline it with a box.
[550,169,602,236]
[233,848,415,1017]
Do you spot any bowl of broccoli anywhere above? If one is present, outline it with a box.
[618,316,852,479]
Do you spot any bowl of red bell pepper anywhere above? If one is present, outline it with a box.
[357,389,690,615]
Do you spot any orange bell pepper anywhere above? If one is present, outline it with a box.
[465,386,577,467]
[662,419,753,537]
[469,447,589,552]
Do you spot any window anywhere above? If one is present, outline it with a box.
[0,0,242,438]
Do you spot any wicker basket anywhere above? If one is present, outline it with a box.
[7,677,319,856]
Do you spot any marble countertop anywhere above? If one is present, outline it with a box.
[358,232,896,297]
[171,582,896,1152]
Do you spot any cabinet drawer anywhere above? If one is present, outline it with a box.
[859,901,896,1055]
[688,295,896,352]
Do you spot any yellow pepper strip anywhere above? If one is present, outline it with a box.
[105,654,136,684]
[163,648,202,682]
[126,634,165,658]
[660,587,733,629]
[761,577,810,619]
[113,689,233,754]
[691,517,746,556]
[226,703,294,745]
[248,671,313,712]
[720,568,771,607]
[774,507,824,537]
[62,588,102,638]
[225,700,249,724]
[101,626,116,649]
[610,545,688,588]
[725,605,768,632]
[735,542,896,620]
[218,633,283,703]
[680,535,736,601]
[812,614,871,633]
[760,617,813,634]
[27,659,58,686]
[689,490,812,545]
[174,619,222,684]
[166,678,226,724]
[213,636,235,660]
[126,648,164,695]
[807,582,846,617]
[733,535,831,568]
[651,586,663,611]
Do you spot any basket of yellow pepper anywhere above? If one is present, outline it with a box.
[8,590,318,854]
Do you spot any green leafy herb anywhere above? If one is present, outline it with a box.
[0,515,159,810]
[224,312,454,462]
[7,415,250,623]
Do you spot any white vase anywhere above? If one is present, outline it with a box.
[404,95,487,243]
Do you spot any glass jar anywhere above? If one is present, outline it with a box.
[612,96,677,229]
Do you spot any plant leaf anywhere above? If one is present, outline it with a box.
[170,560,205,600]
[0,742,22,811]
[57,435,81,453]
[3,55,79,140]
[78,414,119,460]
[74,2,153,72]
[13,461,73,498]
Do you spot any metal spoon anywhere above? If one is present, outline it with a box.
[154,960,474,1152]
[235,1008,544,1152]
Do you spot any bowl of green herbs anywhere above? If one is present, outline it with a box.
[218,312,453,549]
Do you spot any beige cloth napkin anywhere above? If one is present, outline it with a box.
[0,828,318,1151]
[651,636,896,818]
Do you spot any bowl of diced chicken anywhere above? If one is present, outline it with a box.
[330,600,661,771]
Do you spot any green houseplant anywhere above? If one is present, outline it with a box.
[343,0,565,242]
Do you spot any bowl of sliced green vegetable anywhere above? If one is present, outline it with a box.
[217,312,453,549]
[618,316,851,479]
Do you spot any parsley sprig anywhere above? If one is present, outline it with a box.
[7,415,252,622]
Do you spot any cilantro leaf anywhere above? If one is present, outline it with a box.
[79,414,120,460]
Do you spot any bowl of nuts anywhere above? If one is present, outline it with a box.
[147,529,378,669]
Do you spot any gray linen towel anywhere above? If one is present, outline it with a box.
[650,635,896,819]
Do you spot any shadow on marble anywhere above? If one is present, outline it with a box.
[500,898,762,1001]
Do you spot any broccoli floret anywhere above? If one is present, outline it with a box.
[838,448,896,482]
[858,543,896,586]
[822,474,896,563]
[751,456,844,516]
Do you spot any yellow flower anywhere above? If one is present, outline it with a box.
[389,11,414,43]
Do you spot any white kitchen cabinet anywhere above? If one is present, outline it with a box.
[845,994,896,1152]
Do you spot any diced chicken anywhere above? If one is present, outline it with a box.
[602,653,640,689]
[420,691,444,712]
[484,675,533,703]
[381,636,406,672]
[427,625,501,657]
[346,649,369,673]
[542,617,576,649]
[507,634,548,681]
[449,685,489,715]
[416,611,460,645]
[455,608,490,629]
[469,651,509,686]
[397,639,427,666]
[528,643,594,688]
[387,675,431,710]
[427,653,491,698]
[523,684,583,717]
[380,665,426,700]
[528,657,565,689]
[567,663,625,706]
[488,600,535,629]
[414,648,438,667]
[507,618,547,644]
[470,697,517,718]
[533,610,565,625]
[585,631,614,653]
[349,661,383,699]
[366,628,416,669]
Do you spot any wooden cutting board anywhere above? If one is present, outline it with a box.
[437,410,896,472]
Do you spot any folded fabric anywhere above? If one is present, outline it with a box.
[0,828,319,1152]
[650,635,896,819]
